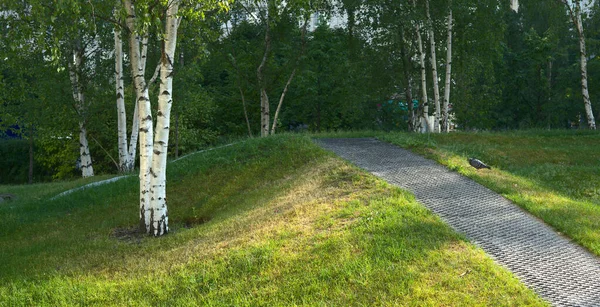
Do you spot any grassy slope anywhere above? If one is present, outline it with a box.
[0,135,545,306]
[375,130,600,256]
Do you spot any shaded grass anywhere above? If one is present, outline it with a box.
[0,135,546,306]
[377,130,600,256]
[0,174,119,204]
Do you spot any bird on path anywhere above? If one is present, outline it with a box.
[468,158,491,170]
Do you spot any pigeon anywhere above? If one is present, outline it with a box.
[468,158,491,170]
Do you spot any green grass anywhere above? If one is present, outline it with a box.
[375,130,600,256]
[0,174,120,203]
[0,135,546,306]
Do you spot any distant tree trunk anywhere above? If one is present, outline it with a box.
[225,22,253,138]
[148,0,180,236]
[78,122,94,177]
[68,46,94,178]
[413,0,431,133]
[426,0,441,133]
[271,19,307,135]
[400,26,416,132]
[574,1,596,129]
[442,4,453,133]
[239,88,253,137]
[175,110,179,159]
[28,124,33,184]
[557,0,595,129]
[510,0,519,12]
[271,68,296,135]
[124,0,152,232]
[257,22,271,137]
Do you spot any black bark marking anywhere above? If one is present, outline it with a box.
[153,150,161,155]
[139,205,146,232]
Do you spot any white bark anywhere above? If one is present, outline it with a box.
[115,22,129,173]
[442,5,453,133]
[426,0,441,133]
[257,21,271,137]
[271,68,296,134]
[510,0,519,13]
[69,47,94,178]
[78,122,94,177]
[127,100,139,170]
[148,0,180,236]
[573,0,596,129]
[416,24,432,132]
[124,0,153,232]
[412,2,432,133]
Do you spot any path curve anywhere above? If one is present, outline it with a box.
[317,138,600,307]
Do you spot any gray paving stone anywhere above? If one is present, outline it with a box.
[316,138,600,307]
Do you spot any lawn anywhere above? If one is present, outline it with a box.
[0,135,546,306]
[376,130,600,256]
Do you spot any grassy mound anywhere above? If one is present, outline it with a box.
[0,135,545,306]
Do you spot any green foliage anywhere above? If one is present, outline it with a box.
[288,26,376,131]
[34,135,79,181]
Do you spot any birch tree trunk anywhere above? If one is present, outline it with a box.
[271,69,296,135]
[412,0,431,133]
[69,47,94,178]
[426,0,441,133]
[270,19,307,135]
[225,22,253,138]
[257,21,271,137]
[510,0,519,13]
[573,0,596,129]
[148,0,181,236]
[127,101,139,171]
[442,4,453,133]
[124,0,153,232]
[114,22,130,173]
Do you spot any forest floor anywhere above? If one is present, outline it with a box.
[0,135,546,306]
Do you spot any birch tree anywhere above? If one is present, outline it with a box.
[425,0,441,132]
[123,0,228,236]
[558,0,596,129]
[441,0,453,132]
[114,1,139,173]
[68,44,94,177]
[412,0,432,133]
[235,0,324,137]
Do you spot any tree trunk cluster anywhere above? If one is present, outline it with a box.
[124,0,182,236]
[405,0,453,133]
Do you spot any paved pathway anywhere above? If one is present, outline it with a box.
[316,138,600,307]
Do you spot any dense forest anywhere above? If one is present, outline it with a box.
[1,0,599,184]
